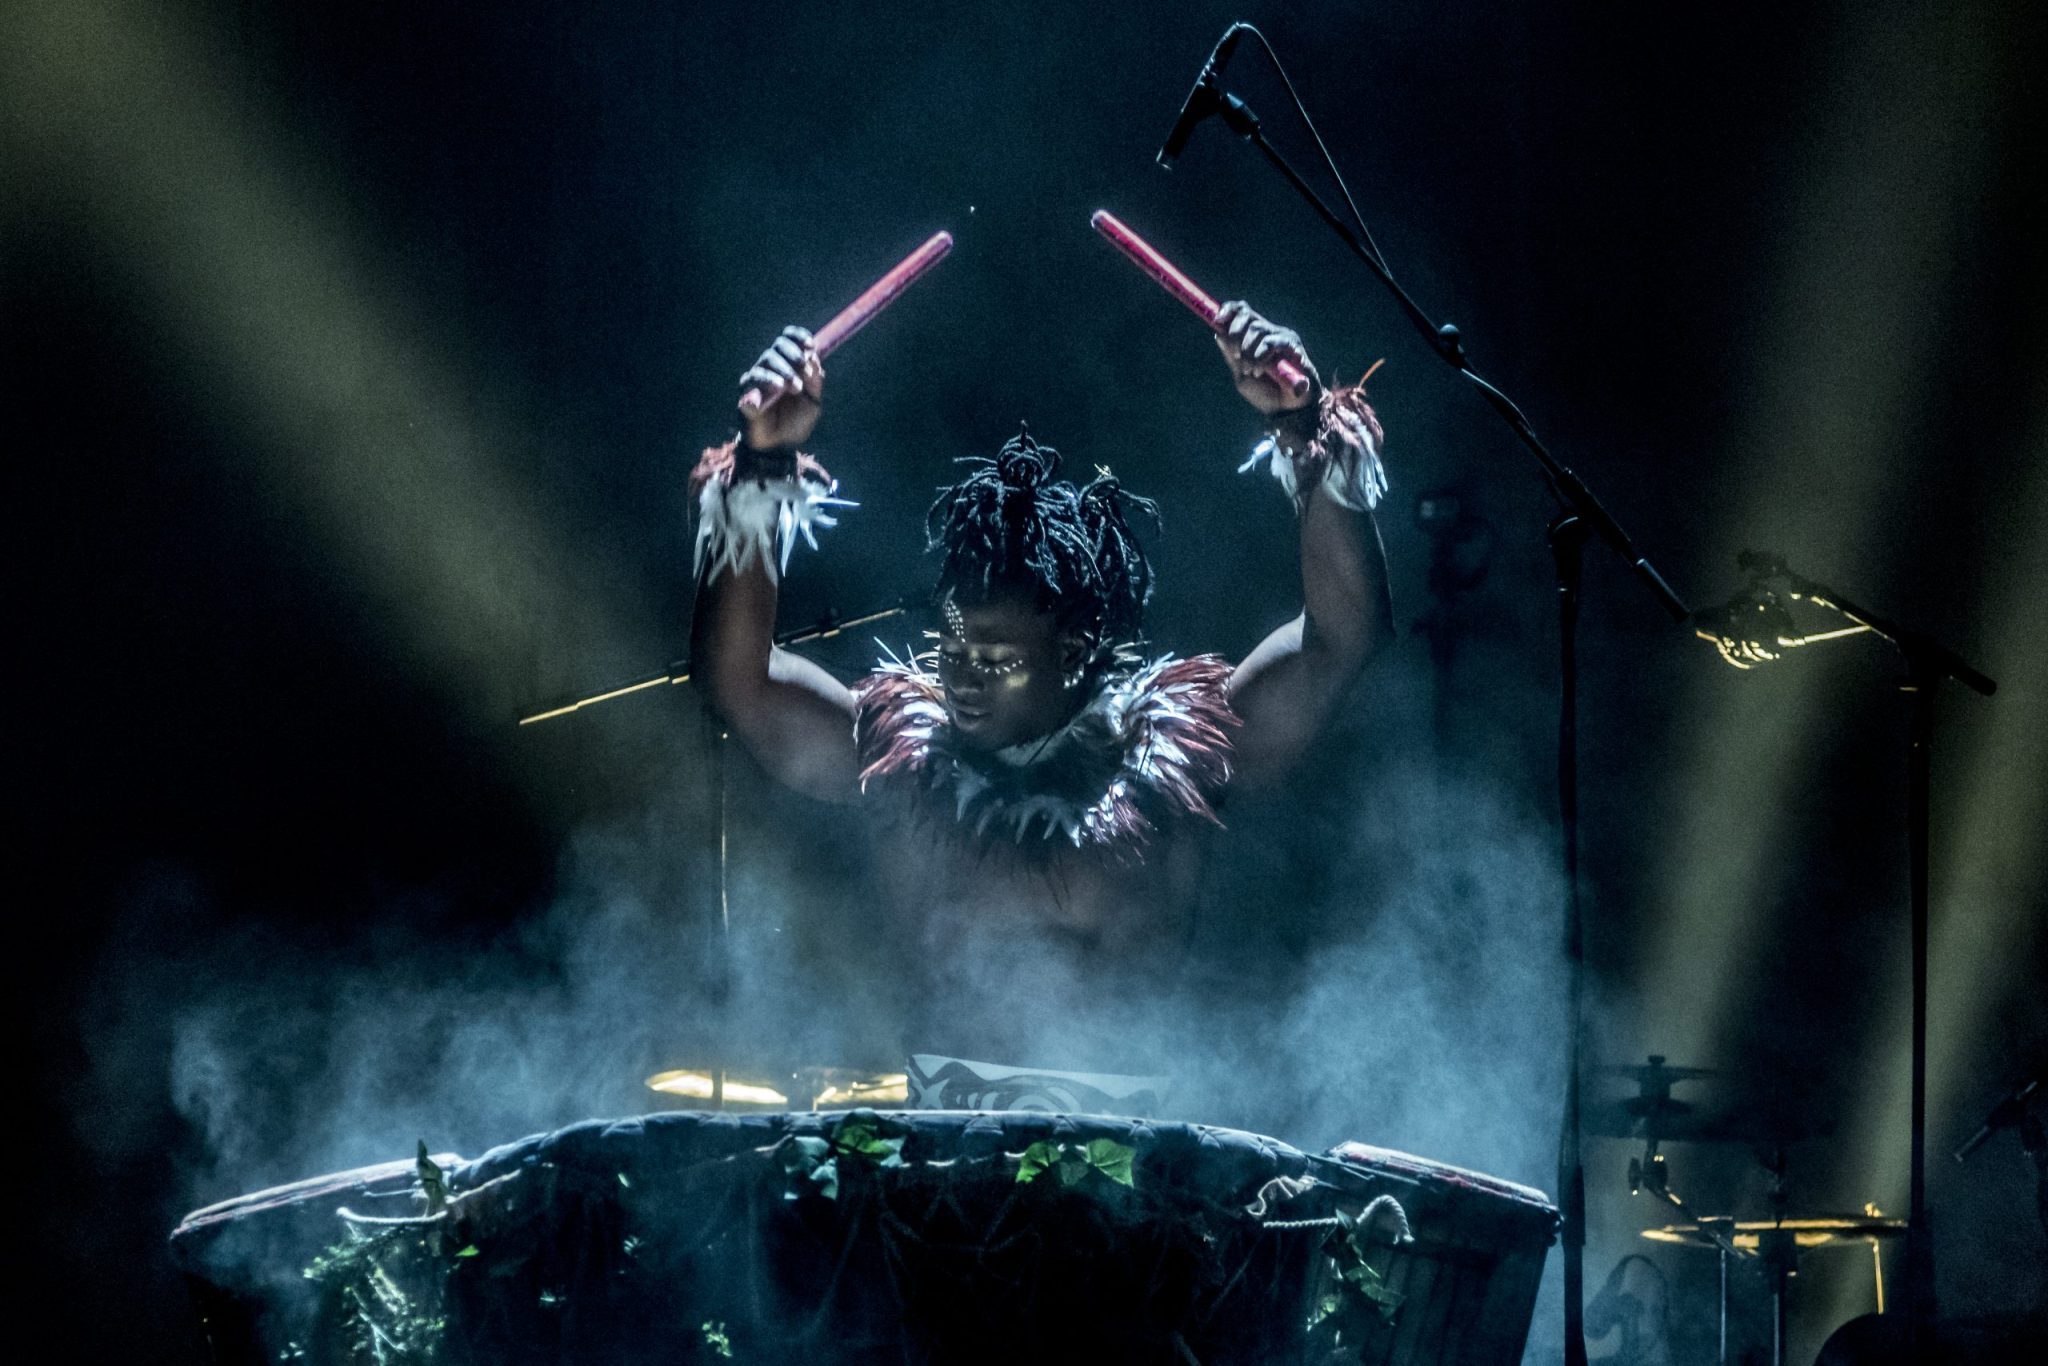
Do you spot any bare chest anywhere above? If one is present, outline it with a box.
[866,805,1205,960]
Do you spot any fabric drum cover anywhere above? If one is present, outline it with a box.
[170,1111,1557,1366]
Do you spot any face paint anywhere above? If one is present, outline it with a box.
[935,593,1085,751]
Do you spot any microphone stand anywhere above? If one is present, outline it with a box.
[1729,555,1995,1357]
[516,601,906,726]
[1192,62,1689,1366]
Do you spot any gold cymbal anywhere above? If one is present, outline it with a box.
[646,1069,791,1107]
[1642,1215,1908,1251]
[645,1066,910,1110]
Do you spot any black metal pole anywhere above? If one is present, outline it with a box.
[1552,512,1591,1366]
[1769,563,1996,1355]
[1903,659,1937,1355]
[1718,1246,1729,1366]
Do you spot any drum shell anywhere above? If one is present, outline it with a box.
[1318,1140,1560,1365]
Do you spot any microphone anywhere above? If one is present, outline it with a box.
[1157,23,1247,169]
[1693,580,1798,670]
[1693,550,1799,670]
[1693,549,1885,671]
[1954,1076,2038,1163]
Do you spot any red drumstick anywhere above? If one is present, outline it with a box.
[740,230,955,411]
[1090,210,1310,399]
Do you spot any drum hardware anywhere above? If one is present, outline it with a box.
[1595,1056,1720,1090]
[1638,1214,1909,1254]
[1634,1137,1910,1366]
[1642,1211,1910,1366]
[646,1068,788,1108]
[1587,1056,1832,1148]
[1596,1059,1866,1366]
[1624,1133,1747,1366]
[1861,1203,1887,1315]
[1590,1056,1743,1366]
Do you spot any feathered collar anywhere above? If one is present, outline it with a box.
[853,653,1238,855]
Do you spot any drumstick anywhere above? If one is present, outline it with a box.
[1090,210,1311,399]
[739,230,955,411]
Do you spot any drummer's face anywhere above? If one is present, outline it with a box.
[935,592,1083,751]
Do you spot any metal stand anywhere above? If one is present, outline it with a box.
[1759,1225,1795,1366]
[1551,513,1591,1361]
[1633,1146,1747,1366]
[1761,1147,1794,1366]
[1702,554,1996,1357]
[1902,658,1936,1349]
[1718,1245,1729,1366]
[517,601,904,726]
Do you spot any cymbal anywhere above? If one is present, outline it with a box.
[1596,1056,1720,1088]
[645,1065,910,1110]
[1586,1077,1835,1144]
[1642,1215,1908,1252]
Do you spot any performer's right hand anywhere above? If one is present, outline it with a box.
[739,326,824,450]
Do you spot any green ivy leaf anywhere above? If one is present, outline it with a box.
[1015,1141,1063,1184]
[1324,1210,1407,1325]
[833,1120,906,1167]
[1082,1139,1136,1188]
[1016,1139,1137,1189]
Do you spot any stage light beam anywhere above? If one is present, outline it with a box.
[1636,0,2003,1082]
[0,0,666,724]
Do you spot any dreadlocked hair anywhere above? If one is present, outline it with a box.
[925,426,1160,649]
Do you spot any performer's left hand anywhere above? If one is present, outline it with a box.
[1215,301,1319,416]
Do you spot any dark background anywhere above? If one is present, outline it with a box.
[7,1,2044,1362]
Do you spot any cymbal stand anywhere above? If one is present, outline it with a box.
[1758,1147,1795,1366]
[1628,1141,1748,1366]
[1862,1203,1887,1314]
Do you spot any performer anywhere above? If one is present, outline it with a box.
[688,303,1392,1073]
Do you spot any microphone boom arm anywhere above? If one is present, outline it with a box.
[1751,553,1996,696]
[517,601,907,726]
[1199,71,1689,622]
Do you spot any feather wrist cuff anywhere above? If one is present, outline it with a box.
[1239,381,1388,512]
[690,439,852,583]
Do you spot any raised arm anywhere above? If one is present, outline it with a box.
[1214,303,1395,787]
[688,327,860,802]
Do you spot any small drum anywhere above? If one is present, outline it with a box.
[171,1112,1556,1366]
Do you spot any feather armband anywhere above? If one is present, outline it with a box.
[690,438,852,583]
[1240,381,1388,513]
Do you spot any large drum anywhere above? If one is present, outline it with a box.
[171,1112,1556,1365]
